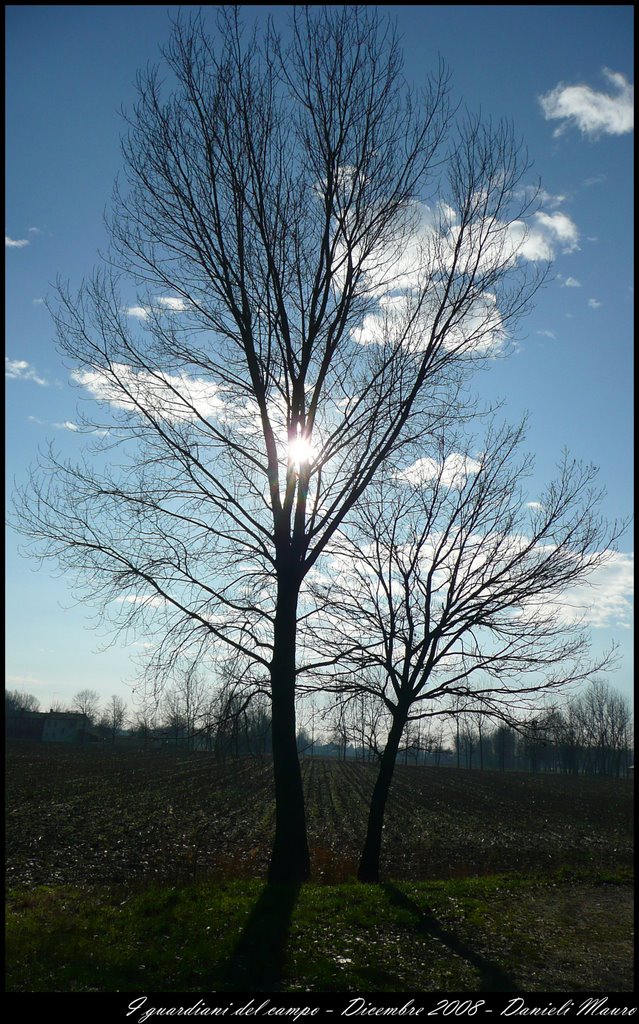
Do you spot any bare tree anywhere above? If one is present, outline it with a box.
[173,662,208,750]
[307,419,622,881]
[327,701,351,761]
[5,689,41,713]
[457,713,480,770]
[71,688,101,726]
[130,706,158,750]
[351,690,388,762]
[208,673,263,759]
[569,679,633,776]
[13,8,543,881]
[161,687,188,748]
[103,694,128,745]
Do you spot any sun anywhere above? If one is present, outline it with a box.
[288,435,314,471]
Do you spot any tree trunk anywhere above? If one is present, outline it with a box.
[268,574,310,883]
[357,711,407,883]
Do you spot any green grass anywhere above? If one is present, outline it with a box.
[6,868,634,993]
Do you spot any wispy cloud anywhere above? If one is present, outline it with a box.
[536,330,556,339]
[560,552,634,630]
[72,363,225,422]
[395,453,482,489]
[562,276,581,288]
[6,674,48,688]
[588,298,602,309]
[537,189,567,209]
[5,235,30,248]
[52,420,80,432]
[29,414,109,436]
[540,69,634,139]
[115,594,166,609]
[124,296,190,319]
[582,174,606,187]
[5,358,49,386]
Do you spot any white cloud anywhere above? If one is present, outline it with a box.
[526,501,544,511]
[5,235,29,248]
[6,359,29,376]
[556,552,634,630]
[536,330,555,339]
[115,594,166,609]
[395,452,482,489]
[588,298,602,309]
[72,363,225,422]
[507,210,580,262]
[562,277,581,288]
[533,212,580,255]
[124,297,189,318]
[353,290,506,357]
[540,69,634,138]
[53,421,80,432]
[32,298,45,306]
[536,189,567,209]
[156,296,189,312]
[344,195,579,362]
[5,358,49,386]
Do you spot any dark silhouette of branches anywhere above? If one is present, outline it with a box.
[13,8,544,882]
[304,419,624,880]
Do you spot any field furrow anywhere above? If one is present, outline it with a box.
[5,745,633,890]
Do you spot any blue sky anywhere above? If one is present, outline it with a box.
[6,6,633,716]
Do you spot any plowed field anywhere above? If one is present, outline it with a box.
[5,744,633,890]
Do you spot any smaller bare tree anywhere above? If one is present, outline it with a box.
[307,418,624,881]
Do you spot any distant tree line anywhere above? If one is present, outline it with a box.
[132,674,274,758]
[6,676,632,778]
[5,689,41,714]
[319,678,632,778]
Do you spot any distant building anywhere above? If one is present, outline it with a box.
[6,709,91,743]
[42,711,91,743]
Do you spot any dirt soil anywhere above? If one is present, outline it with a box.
[6,743,633,889]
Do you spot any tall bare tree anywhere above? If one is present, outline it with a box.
[71,688,102,727]
[14,8,543,881]
[306,419,622,881]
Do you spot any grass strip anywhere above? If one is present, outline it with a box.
[6,868,633,993]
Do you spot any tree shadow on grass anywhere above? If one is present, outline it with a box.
[222,883,300,991]
[382,883,519,992]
